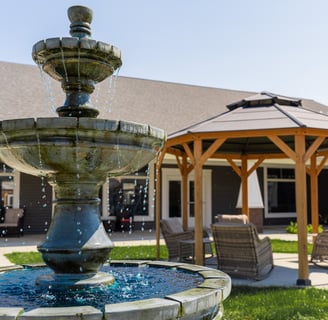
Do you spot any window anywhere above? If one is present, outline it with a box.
[169,181,181,217]
[265,167,296,218]
[0,163,19,210]
[102,165,154,222]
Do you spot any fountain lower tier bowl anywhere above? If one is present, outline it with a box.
[0,116,165,280]
[0,117,165,179]
[0,261,231,320]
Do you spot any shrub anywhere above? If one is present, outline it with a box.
[286,221,323,234]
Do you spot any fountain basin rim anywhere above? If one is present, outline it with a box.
[32,37,122,64]
[0,117,166,139]
[0,260,231,320]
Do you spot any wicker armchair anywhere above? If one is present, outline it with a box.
[160,218,212,261]
[311,230,328,264]
[211,223,273,280]
[0,208,24,237]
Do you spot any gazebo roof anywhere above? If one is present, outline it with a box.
[168,92,328,155]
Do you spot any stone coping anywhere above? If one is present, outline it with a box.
[0,260,231,320]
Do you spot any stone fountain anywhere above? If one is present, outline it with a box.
[0,5,231,319]
[0,5,164,287]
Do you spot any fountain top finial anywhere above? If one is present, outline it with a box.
[68,6,93,38]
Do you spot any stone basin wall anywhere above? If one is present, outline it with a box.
[0,260,231,320]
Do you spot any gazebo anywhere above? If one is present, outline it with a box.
[155,92,328,285]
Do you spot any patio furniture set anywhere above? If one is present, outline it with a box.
[161,214,272,280]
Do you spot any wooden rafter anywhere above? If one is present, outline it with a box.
[182,143,194,166]
[268,135,296,161]
[200,138,226,166]
[303,136,325,162]
[226,156,241,177]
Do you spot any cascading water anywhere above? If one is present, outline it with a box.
[0,5,231,319]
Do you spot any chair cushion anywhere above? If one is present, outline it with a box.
[215,214,249,224]
[163,218,184,233]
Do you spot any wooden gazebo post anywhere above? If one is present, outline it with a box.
[308,152,327,242]
[241,157,249,218]
[295,134,310,285]
[310,154,319,243]
[176,154,193,231]
[193,138,204,265]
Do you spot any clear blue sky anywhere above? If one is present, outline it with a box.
[2,0,328,105]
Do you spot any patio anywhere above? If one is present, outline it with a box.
[0,227,327,289]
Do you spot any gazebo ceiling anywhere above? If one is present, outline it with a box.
[168,92,328,156]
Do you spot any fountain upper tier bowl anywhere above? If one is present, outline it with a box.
[32,36,122,84]
[0,117,164,179]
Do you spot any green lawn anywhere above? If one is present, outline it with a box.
[4,239,312,265]
[222,286,328,320]
[4,239,327,320]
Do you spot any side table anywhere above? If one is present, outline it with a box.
[179,238,213,264]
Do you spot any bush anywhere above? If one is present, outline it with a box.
[286,221,323,234]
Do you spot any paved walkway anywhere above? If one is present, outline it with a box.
[0,227,327,289]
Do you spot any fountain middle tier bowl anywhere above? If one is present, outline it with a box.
[0,117,165,178]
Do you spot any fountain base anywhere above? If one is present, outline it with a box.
[36,271,115,289]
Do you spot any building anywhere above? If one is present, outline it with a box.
[1,61,328,234]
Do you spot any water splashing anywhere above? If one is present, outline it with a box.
[37,64,57,115]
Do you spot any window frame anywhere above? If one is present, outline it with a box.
[264,165,296,218]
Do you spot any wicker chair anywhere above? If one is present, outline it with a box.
[0,208,24,237]
[311,230,328,264]
[160,218,212,262]
[211,223,273,280]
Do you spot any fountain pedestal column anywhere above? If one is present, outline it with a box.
[37,178,114,286]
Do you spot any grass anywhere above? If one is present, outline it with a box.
[222,286,328,320]
[270,239,313,254]
[4,239,311,265]
[4,240,326,319]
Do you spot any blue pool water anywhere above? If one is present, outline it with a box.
[0,265,203,310]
